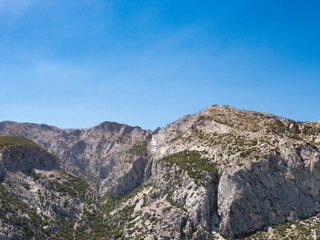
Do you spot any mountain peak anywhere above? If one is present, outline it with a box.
[0,106,320,239]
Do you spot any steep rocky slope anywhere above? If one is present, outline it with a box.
[1,105,320,239]
[0,121,151,196]
[98,105,320,239]
[0,136,105,239]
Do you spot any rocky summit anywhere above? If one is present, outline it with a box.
[0,105,320,239]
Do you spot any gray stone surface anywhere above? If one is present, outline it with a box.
[1,105,320,239]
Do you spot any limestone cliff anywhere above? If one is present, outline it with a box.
[0,138,104,239]
[1,105,320,239]
[0,121,151,196]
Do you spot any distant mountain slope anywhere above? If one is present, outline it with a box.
[1,105,320,239]
[0,121,151,196]
[0,142,105,239]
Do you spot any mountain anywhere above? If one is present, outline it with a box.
[0,105,320,239]
[0,121,151,196]
[0,136,105,239]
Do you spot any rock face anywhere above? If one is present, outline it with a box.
[0,121,151,196]
[0,145,60,175]
[1,105,320,239]
[0,144,102,240]
[218,144,320,238]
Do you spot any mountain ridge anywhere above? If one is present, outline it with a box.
[1,105,320,239]
[2,104,319,133]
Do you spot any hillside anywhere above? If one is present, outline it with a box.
[0,143,106,239]
[1,105,320,239]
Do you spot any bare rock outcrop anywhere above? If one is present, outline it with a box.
[0,121,151,196]
[218,143,320,238]
[1,105,320,239]
[0,143,101,239]
[0,145,60,175]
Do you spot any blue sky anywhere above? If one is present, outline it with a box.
[0,0,319,130]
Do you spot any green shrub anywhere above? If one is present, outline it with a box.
[0,135,40,149]
[160,150,218,180]
[127,144,147,157]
